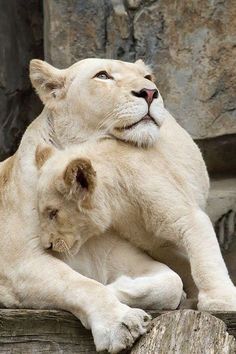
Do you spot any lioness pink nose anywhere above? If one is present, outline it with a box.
[132,88,159,105]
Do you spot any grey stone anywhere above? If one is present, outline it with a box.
[0,0,43,161]
[196,134,236,177]
[126,0,141,10]
[207,178,236,283]
[207,178,236,226]
[106,1,134,61]
[44,0,107,67]
[111,0,130,39]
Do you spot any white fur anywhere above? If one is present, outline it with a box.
[66,233,183,310]
[0,58,166,352]
[0,58,235,354]
[38,110,236,312]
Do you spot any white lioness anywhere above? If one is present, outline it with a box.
[0,58,235,353]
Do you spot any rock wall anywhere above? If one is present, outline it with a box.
[1,0,235,171]
[0,0,43,161]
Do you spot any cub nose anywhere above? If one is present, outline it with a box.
[132,88,158,105]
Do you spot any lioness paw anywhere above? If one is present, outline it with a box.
[198,287,236,311]
[92,307,151,353]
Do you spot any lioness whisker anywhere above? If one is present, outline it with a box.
[96,111,116,131]
[96,105,126,131]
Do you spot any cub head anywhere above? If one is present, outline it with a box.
[35,145,110,256]
[30,58,166,147]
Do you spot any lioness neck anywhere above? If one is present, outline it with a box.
[41,108,104,148]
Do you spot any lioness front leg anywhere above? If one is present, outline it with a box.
[103,240,183,310]
[11,253,150,353]
[174,208,236,310]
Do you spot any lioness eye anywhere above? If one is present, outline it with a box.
[94,71,113,80]
[48,209,58,220]
[144,75,152,81]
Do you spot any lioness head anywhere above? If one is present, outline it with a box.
[30,58,166,147]
[36,145,109,255]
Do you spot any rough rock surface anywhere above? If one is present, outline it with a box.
[0,0,43,161]
[197,135,236,177]
[1,0,235,161]
[44,0,236,140]
[207,178,236,284]
[44,0,107,68]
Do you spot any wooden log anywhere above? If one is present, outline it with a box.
[149,310,236,339]
[130,310,236,354]
[0,309,236,353]
[0,309,96,353]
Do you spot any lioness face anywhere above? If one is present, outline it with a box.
[30,58,166,147]
[36,148,108,255]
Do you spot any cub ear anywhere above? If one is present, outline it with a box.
[30,59,66,108]
[35,145,54,169]
[57,158,96,206]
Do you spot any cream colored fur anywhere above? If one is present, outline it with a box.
[35,148,184,310]
[0,58,235,353]
[0,58,165,353]
[37,130,236,312]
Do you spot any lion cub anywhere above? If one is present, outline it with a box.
[36,144,184,311]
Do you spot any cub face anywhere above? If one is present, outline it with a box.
[36,146,109,255]
[30,58,166,147]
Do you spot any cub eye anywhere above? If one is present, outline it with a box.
[94,71,113,80]
[48,209,58,220]
[144,75,153,81]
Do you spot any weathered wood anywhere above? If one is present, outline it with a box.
[0,309,236,353]
[0,309,96,353]
[131,310,236,354]
[150,310,236,339]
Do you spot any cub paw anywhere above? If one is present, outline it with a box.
[92,306,151,353]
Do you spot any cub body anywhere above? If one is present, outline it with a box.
[36,143,185,311]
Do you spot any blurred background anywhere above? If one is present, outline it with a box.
[0,0,235,279]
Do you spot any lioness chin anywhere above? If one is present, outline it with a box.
[0,58,235,354]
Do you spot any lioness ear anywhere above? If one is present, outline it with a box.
[135,59,154,77]
[57,158,96,206]
[35,145,54,169]
[135,59,145,66]
[30,59,66,108]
